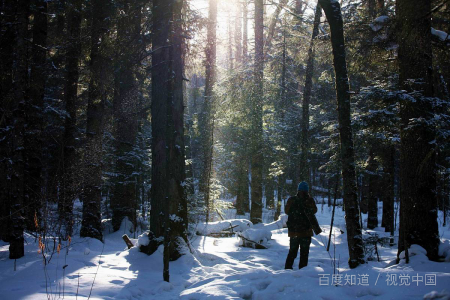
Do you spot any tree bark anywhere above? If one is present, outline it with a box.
[149,0,188,265]
[235,0,242,65]
[9,0,30,259]
[111,0,143,232]
[397,0,440,261]
[264,0,288,56]
[0,0,16,242]
[150,0,172,241]
[23,0,47,231]
[366,148,378,229]
[242,1,248,62]
[266,179,275,209]
[250,0,264,224]
[199,0,217,222]
[318,0,365,268]
[381,144,395,233]
[299,3,321,187]
[236,155,249,215]
[61,0,82,235]
[80,0,114,241]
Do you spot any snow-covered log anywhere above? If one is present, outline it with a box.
[195,219,253,236]
[238,228,272,249]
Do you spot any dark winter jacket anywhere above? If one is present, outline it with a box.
[285,192,318,238]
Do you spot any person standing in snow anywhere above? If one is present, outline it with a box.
[284,181,318,269]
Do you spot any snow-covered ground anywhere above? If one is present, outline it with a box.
[1,201,450,300]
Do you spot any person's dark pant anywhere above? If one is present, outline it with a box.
[285,236,311,269]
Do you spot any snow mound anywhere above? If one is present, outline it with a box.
[370,15,389,31]
[439,240,450,262]
[424,290,450,300]
[119,217,134,233]
[137,232,150,247]
[241,228,272,246]
[432,28,450,41]
[196,219,253,235]
[399,244,427,259]
[260,214,288,231]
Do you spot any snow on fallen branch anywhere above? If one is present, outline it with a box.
[256,214,288,231]
[195,219,253,236]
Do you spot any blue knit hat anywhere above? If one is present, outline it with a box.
[298,181,309,192]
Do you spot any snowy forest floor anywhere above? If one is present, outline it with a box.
[1,201,450,300]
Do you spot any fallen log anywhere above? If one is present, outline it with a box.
[208,231,235,238]
[205,224,240,237]
[237,234,268,249]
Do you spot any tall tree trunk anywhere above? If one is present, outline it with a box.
[318,0,365,269]
[235,0,242,65]
[167,0,188,260]
[150,1,188,264]
[242,0,248,62]
[397,0,440,261]
[199,0,217,222]
[366,148,378,229]
[150,0,172,241]
[236,154,248,215]
[381,144,395,233]
[250,0,264,224]
[299,3,321,187]
[227,10,233,70]
[80,0,113,241]
[61,0,82,235]
[280,26,287,111]
[111,0,143,232]
[23,0,47,231]
[0,0,16,242]
[266,178,275,209]
[264,0,288,56]
[9,0,30,259]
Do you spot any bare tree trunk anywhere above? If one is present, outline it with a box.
[236,155,248,215]
[266,179,275,209]
[0,0,16,242]
[9,0,30,259]
[299,3,321,187]
[250,0,264,224]
[366,148,378,229]
[242,0,248,62]
[397,0,440,261]
[264,0,288,56]
[199,0,217,222]
[235,0,242,65]
[24,0,47,231]
[111,0,143,232]
[381,145,395,233]
[150,0,172,241]
[318,0,365,269]
[61,0,82,235]
[149,0,188,267]
[80,0,114,241]
[227,10,233,70]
